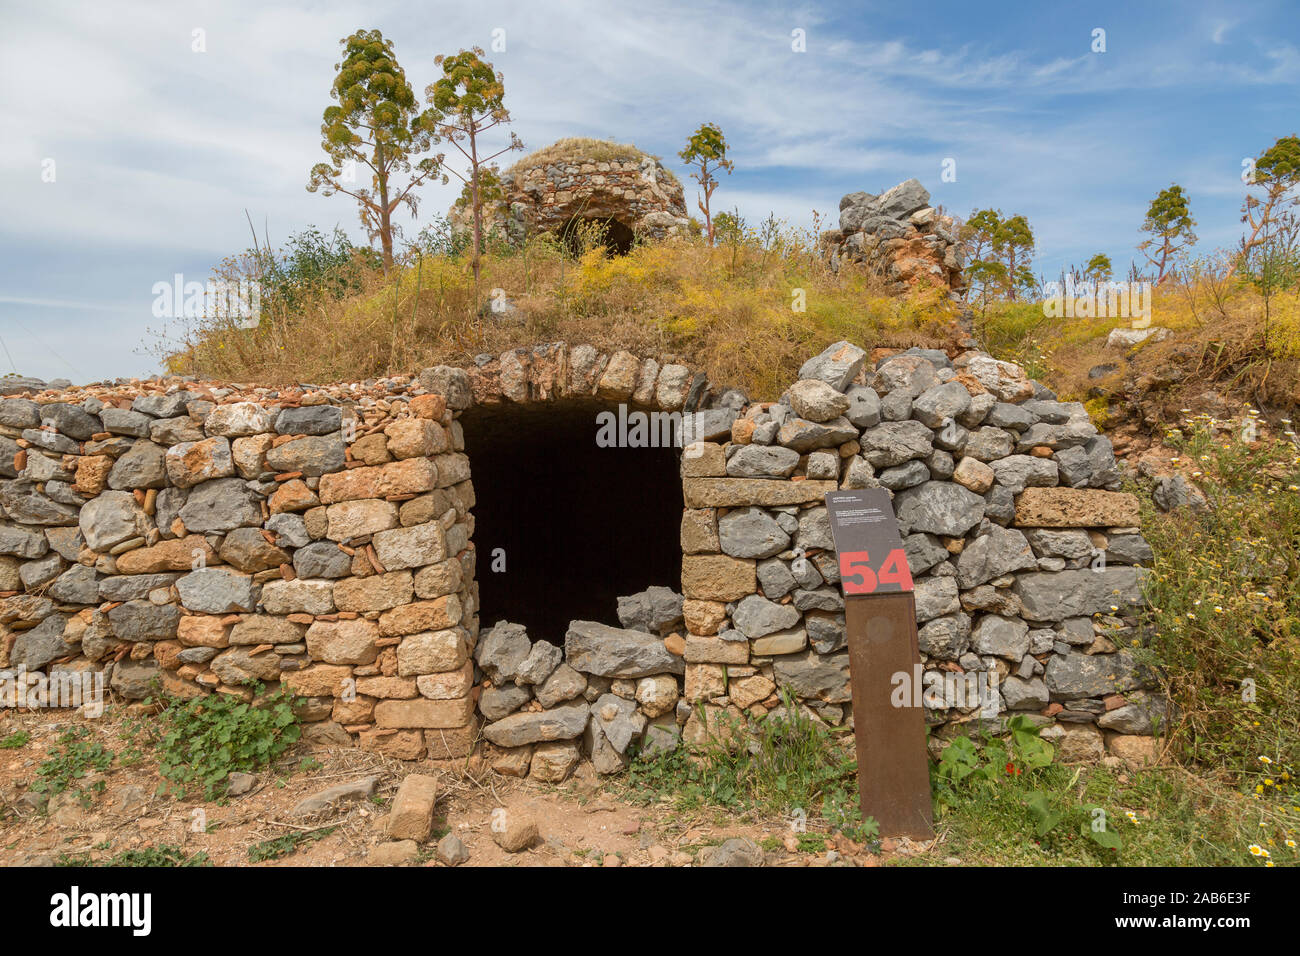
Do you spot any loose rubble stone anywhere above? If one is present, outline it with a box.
[787,380,851,422]
[292,776,378,816]
[386,774,438,841]
[798,341,865,391]
[565,621,685,677]
[483,702,590,748]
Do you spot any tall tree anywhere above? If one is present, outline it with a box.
[426,48,522,282]
[307,29,440,270]
[1236,135,1300,276]
[1138,184,1196,284]
[680,123,733,245]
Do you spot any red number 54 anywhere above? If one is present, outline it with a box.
[838,548,914,595]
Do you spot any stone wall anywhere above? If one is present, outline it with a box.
[670,341,1160,768]
[1,338,1161,775]
[1,377,481,760]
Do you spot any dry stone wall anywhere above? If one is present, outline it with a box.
[0,377,480,761]
[1,337,1160,776]
[672,341,1160,767]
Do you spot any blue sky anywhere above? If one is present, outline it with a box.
[1,0,1297,382]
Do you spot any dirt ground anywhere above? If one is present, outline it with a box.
[0,707,931,867]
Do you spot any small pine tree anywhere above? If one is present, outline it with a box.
[1237,135,1300,276]
[1084,253,1113,283]
[1138,185,1196,284]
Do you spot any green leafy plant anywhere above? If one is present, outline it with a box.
[931,717,1130,858]
[934,715,1054,797]
[33,727,113,801]
[59,845,212,867]
[0,731,30,749]
[154,685,302,800]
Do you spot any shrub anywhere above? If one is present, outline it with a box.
[1138,416,1300,781]
[159,223,960,399]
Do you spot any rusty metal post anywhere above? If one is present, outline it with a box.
[845,592,934,839]
[825,489,934,840]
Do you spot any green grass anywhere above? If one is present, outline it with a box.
[624,693,879,842]
[921,763,1297,867]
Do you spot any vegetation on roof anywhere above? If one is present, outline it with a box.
[508,137,678,184]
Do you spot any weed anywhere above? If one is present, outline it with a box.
[153,684,302,800]
[33,726,112,803]
[1139,417,1300,779]
[625,692,878,840]
[58,845,211,867]
[0,731,30,749]
[931,717,1129,861]
[247,826,336,863]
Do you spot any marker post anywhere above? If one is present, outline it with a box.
[825,488,934,840]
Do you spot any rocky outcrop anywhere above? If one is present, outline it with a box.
[825,179,966,296]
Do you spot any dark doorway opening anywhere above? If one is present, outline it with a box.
[559,216,636,256]
[461,399,683,645]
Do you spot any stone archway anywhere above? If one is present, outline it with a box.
[558,216,636,256]
[421,345,727,775]
[449,345,716,645]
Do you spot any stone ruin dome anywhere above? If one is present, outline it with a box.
[450,138,691,254]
